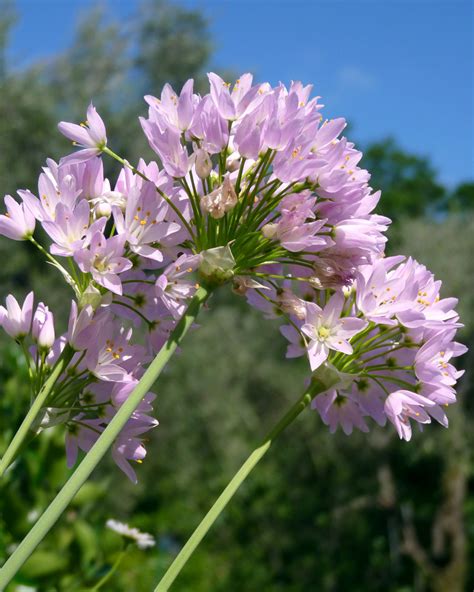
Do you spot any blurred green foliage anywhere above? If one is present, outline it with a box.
[0,0,473,591]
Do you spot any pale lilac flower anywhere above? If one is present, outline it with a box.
[32,303,55,351]
[144,78,195,132]
[0,195,35,240]
[18,168,80,223]
[0,292,34,339]
[208,72,259,120]
[58,104,107,164]
[312,390,369,435]
[261,217,328,252]
[113,182,181,262]
[67,302,101,351]
[42,200,106,257]
[384,390,435,441]
[188,95,229,154]
[140,119,189,178]
[280,323,305,358]
[1,71,466,478]
[301,293,367,370]
[74,232,132,295]
[112,418,157,483]
[155,254,201,318]
[85,320,146,382]
[194,148,213,179]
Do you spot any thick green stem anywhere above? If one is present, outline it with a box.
[0,345,74,477]
[154,376,333,592]
[0,286,210,590]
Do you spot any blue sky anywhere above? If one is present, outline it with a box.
[9,0,473,186]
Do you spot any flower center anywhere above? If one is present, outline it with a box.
[317,326,331,340]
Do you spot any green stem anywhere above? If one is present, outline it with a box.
[0,345,74,478]
[154,376,332,592]
[0,286,210,590]
[88,546,129,591]
[29,237,78,296]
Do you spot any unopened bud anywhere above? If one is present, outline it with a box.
[94,201,112,218]
[32,303,55,351]
[195,149,213,179]
[201,192,226,219]
[201,175,238,219]
[277,290,306,320]
[226,155,240,172]
[232,276,269,296]
[200,245,236,285]
[261,223,278,239]
[222,175,238,211]
[78,283,112,310]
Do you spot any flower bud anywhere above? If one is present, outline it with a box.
[276,289,306,320]
[201,175,238,219]
[78,283,112,310]
[94,201,112,218]
[261,223,278,239]
[222,175,238,211]
[201,191,226,219]
[226,155,240,172]
[0,292,34,339]
[32,303,55,351]
[199,245,236,285]
[195,149,212,179]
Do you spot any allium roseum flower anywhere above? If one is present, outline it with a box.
[0,292,34,339]
[0,72,466,483]
[32,303,55,351]
[58,103,107,164]
[0,195,36,240]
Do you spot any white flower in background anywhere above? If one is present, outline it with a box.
[106,519,156,549]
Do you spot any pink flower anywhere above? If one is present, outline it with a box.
[74,232,132,295]
[111,417,158,483]
[144,78,195,132]
[208,72,259,121]
[140,119,189,178]
[67,301,101,351]
[0,195,36,240]
[42,200,106,257]
[32,302,55,351]
[155,254,201,318]
[312,390,369,435]
[384,390,435,441]
[112,182,181,262]
[301,293,367,370]
[58,103,107,164]
[0,292,34,339]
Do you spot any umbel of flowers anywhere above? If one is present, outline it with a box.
[0,73,466,589]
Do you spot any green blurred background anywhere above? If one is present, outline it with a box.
[0,1,473,590]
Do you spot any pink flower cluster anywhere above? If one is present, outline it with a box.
[256,256,464,440]
[0,73,465,481]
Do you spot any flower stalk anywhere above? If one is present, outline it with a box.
[0,286,210,589]
[0,345,74,477]
[154,374,336,592]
